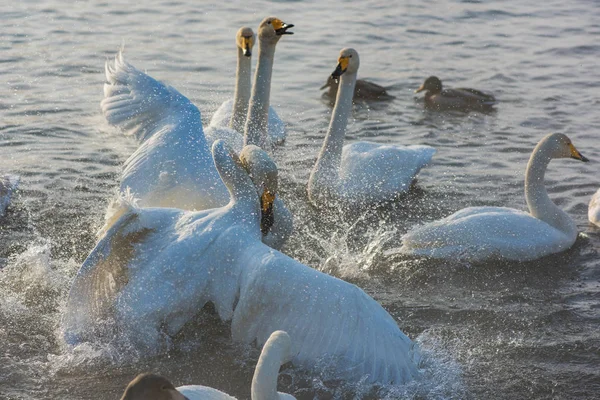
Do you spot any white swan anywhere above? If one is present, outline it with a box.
[588,189,600,227]
[307,48,436,207]
[0,175,19,217]
[244,17,293,148]
[63,140,421,385]
[120,331,295,400]
[400,133,589,262]
[208,27,286,147]
[100,50,292,249]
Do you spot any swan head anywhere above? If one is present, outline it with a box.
[236,26,255,57]
[120,373,188,400]
[258,16,294,44]
[331,48,360,79]
[416,76,442,94]
[239,145,279,235]
[541,133,589,162]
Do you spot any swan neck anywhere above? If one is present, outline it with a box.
[309,71,356,190]
[230,48,252,133]
[244,42,276,148]
[524,144,573,233]
[251,336,287,400]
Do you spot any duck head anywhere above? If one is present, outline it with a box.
[416,76,443,95]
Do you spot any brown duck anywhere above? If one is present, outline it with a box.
[321,75,393,102]
[416,76,496,111]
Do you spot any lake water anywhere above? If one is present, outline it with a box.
[1,0,599,398]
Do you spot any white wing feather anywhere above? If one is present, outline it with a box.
[231,245,421,385]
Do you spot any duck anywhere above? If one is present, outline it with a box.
[63,140,421,385]
[588,189,600,227]
[119,331,295,400]
[415,76,496,111]
[307,48,436,207]
[400,133,589,262]
[208,26,286,147]
[320,75,393,103]
[100,25,293,249]
[0,175,19,217]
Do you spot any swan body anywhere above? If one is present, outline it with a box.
[0,175,19,217]
[588,189,600,227]
[64,141,421,385]
[101,50,291,249]
[401,133,589,262]
[308,48,435,207]
[415,76,496,111]
[119,331,294,400]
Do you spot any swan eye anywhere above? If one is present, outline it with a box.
[349,55,352,58]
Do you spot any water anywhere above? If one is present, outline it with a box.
[1,0,599,398]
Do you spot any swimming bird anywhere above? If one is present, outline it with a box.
[208,26,286,147]
[101,49,292,249]
[63,140,421,385]
[244,17,293,148]
[308,48,436,207]
[0,175,19,217]
[415,76,496,111]
[120,331,295,400]
[588,189,600,227]
[400,133,588,262]
[320,75,393,103]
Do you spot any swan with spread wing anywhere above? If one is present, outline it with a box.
[63,140,421,385]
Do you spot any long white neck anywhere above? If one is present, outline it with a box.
[244,41,276,148]
[229,48,252,133]
[251,332,291,400]
[308,71,356,197]
[524,142,576,236]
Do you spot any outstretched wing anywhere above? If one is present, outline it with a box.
[231,245,421,385]
[101,50,203,143]
[62,201,154,345]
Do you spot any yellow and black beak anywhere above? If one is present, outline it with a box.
[331,56,349,78]
[242,37,253,57]
[260,191,276,235]
[415,84,426,93]
[569,143,589,162]
[272,19,294,35]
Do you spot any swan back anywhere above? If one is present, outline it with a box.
[251,330,295,400]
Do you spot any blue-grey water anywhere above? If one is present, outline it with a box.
[1,0,599,398]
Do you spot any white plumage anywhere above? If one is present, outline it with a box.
[308,48,435,207]
[588,189,600,227]
[64,141,421,385]
[401,133,589,262]
[101,50,291,249]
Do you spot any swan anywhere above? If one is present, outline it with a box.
[415,76,496,111]
[119,331,295,400]
[588,189,600,227]
[63,140,421,385]
[100,49,292,249]
[0,175,19,217]
[208,27,286,146]
[400,133,589,262]
[244,17,293,148]
[307,48,436,207]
